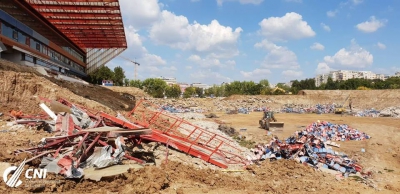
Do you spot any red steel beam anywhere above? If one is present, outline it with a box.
[75,43,127,47]
[26,0,119,3]
[56,25,123,29]
[30,5,120,11]
[47,18,122,23]
[68,35,125,38]
[39,12,121,17]
[53,23,123,26]
[70,38,126,41]
[62,30,125,33]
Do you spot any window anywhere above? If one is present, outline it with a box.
[12,30,18,40]
[36,43,40,51]
[25,37,30,46]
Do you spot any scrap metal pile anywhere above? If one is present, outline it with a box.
[248,121,371,176]
[8,98,251,179]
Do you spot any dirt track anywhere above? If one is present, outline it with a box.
[0,60,400,193]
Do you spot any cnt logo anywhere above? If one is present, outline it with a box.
[3,159,47,188]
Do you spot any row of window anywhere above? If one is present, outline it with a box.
[62,46,84,63]
[0,21,85,73]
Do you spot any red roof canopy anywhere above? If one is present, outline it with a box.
[25,0,127,49]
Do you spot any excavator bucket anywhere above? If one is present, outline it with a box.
[269,122,284,128]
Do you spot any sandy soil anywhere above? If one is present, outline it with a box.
[0,59,136,115]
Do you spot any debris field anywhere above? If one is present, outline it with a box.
[1,60,400,193]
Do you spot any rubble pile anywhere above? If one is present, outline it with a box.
[7,98,154,179]
[354,109,380,117]
[379,106,400,118]
[248,121,371,177]
[149,97,278,113]
[7,98,253,180]
[281,103,337,114]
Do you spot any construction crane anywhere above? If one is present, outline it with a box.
[118,55,141,80]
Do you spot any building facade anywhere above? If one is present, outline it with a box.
[159,76,177,85]
[0,0,127,77]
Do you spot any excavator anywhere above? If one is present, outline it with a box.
[259,111,284,130]
[334,94,352,114]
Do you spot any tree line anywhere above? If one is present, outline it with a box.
[87,66,400,98]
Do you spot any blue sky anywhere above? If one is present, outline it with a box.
[107,0,400,85]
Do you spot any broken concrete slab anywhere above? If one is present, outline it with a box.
[84,164,143,181]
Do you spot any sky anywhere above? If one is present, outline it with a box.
[107,0,400,85]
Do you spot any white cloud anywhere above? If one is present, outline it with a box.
[240,68,271,80]
[321,39,373,68]
[190,70,232,84]
[259,12,315,41]
[356,16,387,33]
[351,0,363,5]
[321,23,331,32]
[186,66,193,69]
[376,42,386,50]
[310,42,325,50]
[327,10,338,17]
[123,26,166,66]
[187,55,236,68]
[282,70,303,78]
[149,10,242,58]
[315,62,332,74]
[216,0,264,6]
[254,39,300,69]
[119,0,161,29]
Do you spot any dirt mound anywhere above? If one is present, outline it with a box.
[106,86,149,98]
[0,59,135,114]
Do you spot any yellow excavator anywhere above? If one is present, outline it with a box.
[334,94,352,114]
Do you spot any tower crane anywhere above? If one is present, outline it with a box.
[118,55,141,80]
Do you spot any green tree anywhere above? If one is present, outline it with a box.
[129,79,143,89]
[325,77,336,90]
[194,87,204,97]
[166,84,182,98]
[124,78,130,87]
[87,66,114,84]
[113,66,125,86]
[142,78,168,98]
[183,87,196,98]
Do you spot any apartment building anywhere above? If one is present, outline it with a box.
[191,83,209,89]
[159,76,177,86]
[315,70,390,87]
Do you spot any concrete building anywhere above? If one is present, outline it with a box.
[0,1,127,77]
[159,76,177,85]
[315,70,391,87]
[178,83,190,93]
[190,83,209,89]
[315,74,329,87]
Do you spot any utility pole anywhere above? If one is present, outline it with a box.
[119,56,141,80]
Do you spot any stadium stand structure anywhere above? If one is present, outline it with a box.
[0,0,127,77]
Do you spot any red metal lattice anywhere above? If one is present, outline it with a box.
[24,0,127,49]
[127,100,250,169]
